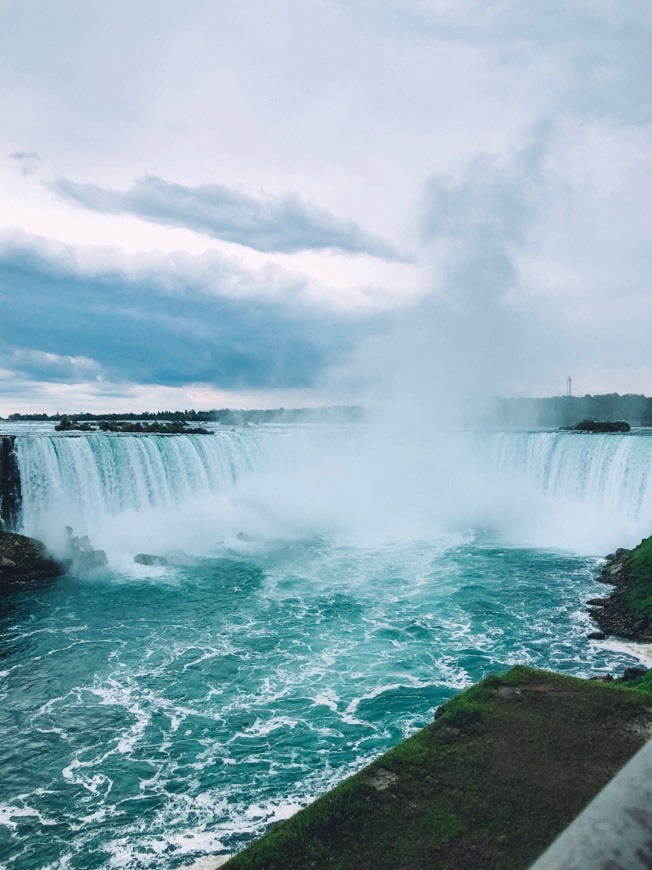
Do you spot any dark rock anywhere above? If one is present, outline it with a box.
[587,631,606,640]
[0,436,22,531]
[589,674,614,682]
[134,553,168,566]
[622,667,648,682]
[64,527,108,572]
[588,540,652,643]
[0,531,64,588]
[98,420,211,435]
[572,420,630,433]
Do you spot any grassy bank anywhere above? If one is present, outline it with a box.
[224,666,652,870]
[624,536,652,619]
[592,535,652,640]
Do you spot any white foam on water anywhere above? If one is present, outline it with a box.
[599,639,652,667]
[243,799,303,823]
[0,802,56,830]
[183,856,232,870]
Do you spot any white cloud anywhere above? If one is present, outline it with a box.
[1,1,651,409]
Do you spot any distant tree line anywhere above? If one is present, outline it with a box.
[7,396,652,428]
[488,394,652,428]
[4,406,367,424]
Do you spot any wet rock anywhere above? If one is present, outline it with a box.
[65,527,108,572]
[621,667,648,682]
[0,531,64,588]
[134,553,168,566]
[0,435,22,531]
[587,631,606,640]
[589,543,652,643]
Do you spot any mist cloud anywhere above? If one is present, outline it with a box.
[334,130,566,422]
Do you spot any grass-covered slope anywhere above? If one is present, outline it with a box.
[624,535,652,618]
[224,666,652,870]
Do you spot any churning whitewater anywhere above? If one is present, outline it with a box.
[1,424,652,869]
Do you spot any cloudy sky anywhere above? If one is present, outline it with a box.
[1,0,651,414]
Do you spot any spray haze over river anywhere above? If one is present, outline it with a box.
[1,422,652,868]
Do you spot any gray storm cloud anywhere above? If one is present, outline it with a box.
[50,175,408,260]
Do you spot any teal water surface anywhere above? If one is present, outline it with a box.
[0,531,639,869]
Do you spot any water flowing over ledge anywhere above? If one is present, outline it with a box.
[3,426,652,558]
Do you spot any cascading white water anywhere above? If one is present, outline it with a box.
[13,428,319,555]
[16,430,283,520]
[9,426,652,558]
[475,431,652,522]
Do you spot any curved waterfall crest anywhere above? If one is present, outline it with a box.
[13,429,298,537]
[3,427,652,553]
[476,431,652,519]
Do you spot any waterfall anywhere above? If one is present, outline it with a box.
[3,426,652,557]
[10,429,302,544]
[474,430,652,523]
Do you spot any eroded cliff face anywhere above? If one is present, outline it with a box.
[0,436,21,531]
[0,530,64,588]
[589,540,652,642]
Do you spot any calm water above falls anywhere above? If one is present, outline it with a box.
[1,425,651,868]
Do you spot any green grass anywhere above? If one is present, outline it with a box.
[224,667,652,870]
[625,535,652,617]
[616,668,652,694]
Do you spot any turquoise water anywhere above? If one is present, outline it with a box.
[0,534,640,869]
[1,425,651,868]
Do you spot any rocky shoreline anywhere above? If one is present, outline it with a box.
[0,530,65,589]
[588,540,652,643]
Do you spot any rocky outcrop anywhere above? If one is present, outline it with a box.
[134,553,168,566]
[98,420,211,434]
[588,545,652,642]
[65,528,108,572]
[0,531,64,589]
[571,420,631,433]
[0,436,22,531]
